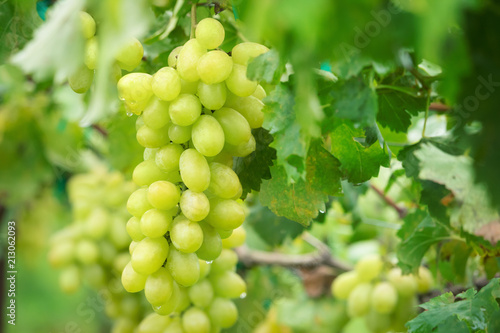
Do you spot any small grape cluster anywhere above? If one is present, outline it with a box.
[68,11,143,94]
[331,254,434,333]
[48,168,150,333]
[117,17,268,332]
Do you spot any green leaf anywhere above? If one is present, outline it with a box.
[488,309,500,333]
[330,121,390,184]
[377,88,427,132]
[247,49,282,84]
[434,316,471,333]
[407,278,500,333]
[306,140,342,196]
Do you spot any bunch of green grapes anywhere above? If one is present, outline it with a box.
[68,11,143,94]
[331,254,434,333]
[48,168,149,333]
[117,16,268,331]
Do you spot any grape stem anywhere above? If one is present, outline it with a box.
[190,3,197,39]
[370,184,408,219]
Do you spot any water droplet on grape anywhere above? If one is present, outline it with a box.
[239,292,247,299]
[319,209,325,213]
[205,260,213,264]
[126,112,134,117]
[119,96,125,101]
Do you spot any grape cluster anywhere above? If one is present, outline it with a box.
[68,11,143,94]
[118,17,267,331]
[331,254,434,333]
[48,168,149,333]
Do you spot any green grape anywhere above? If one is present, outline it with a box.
[191,115,225,157]
[166,247,200,286]
[112,62,123,82]
[182,307,211,333]
[142,98,170,129]
[347,283,372,317]
[168,46,183,68]
[116,37,144,71]
[143,148,158,161]
[387,267,417,297]
[84,36,98,69]
[164,318,184,333]
[117,73,153,105]
[331,270,360,300]
[224,93,264,129]
[195,18,225,49]
[176,286,192,312]
[225,64,258,97]
[213,107,251,146]
[188,279,214,308]
[223,134,256,157]
[84,264,107,288]
[179,190,210,221]
[114,252,131,273]
[199,259,211,279]
[153,281,181,315]
[231,42,269,66]
[197,82,227,110]
[126,216,145,241]
[181,78,199,94]
[204,198,245,230]
[129,241,138,254]
[170,215,204,253]
[207,151,233,167]
[168,123,192,144]
[169,94,202,126]
[76,239,100,264]
[59,265,81,293]
[207,162,242,199]
[100,241,118,265]
[48,240,74,268]
[155,143,183,172]
[79,11,96,39]
[197,50,233,84]
[221,226,246,249]
[392,293,417,330]
[137,313,172,333]
[209,271,246,299]
[110,216,131,249]
[177,39,207,82]
[133,159,180,186]
[416,266,434,293]
[217,228,232,239]
[140,209,172,238]
[131,237,169,275]
[196,221,222,261]
[210,249,237,274]
[112,317,136,333]
[68,65,94,94]
[121,261,147,293]
[136,124,170,148]
[179,148,211,192]
[365,309,392,333]
[252,84,267,100]
[208,298,238,328]
[152,67,181,101]
[147,180,180,210]
[85,207,109,239]
[145,267,174,306]
[355,254,383,282]
[370,282,398,314]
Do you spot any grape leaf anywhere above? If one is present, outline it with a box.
[247,49,283,84]
[306,141,342,196]
[406,278,500,333]
[377,88,427,133]
[434,316,471,333]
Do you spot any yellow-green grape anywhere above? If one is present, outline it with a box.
[191,115,225,157]
[210,271,246,299]
[176,286,191,312]
[168,46,183,68]
[116,37,144,71]
[166,247,200,287]
[140,209,172,238]
[392,293,418,331]
[147,180,180,211]
[208,298,238,328]
[68,65,94,94]
[84,208,109,239]
[113,317,138,333]
[170,215,204,253]
[224,93,264,129]
[210,249,238,274]
[169,94,202,126]
[213,107,251,146]
[196,221,222,261]
[137,313,173,333]
[197,82,227,110]
[153,281,181,315]
[217,229,233,239]
[59,265,81,293]
[144,148,158,160]
[113,252,131,274]
[370,282,398,314]
[110,216,131,249]
[117,73,153,104]
[133,159,180,186]
[168,124,192,144]
[208,151,233,167]
[365,309,392,333]
[152,67,181,101]
[252,84,267,100]
[48,241,75,268]
[197,50,233,84]
[129,241,138,254]
[145,267,175,306]
[415,266,434,293]
[223,134,256,157]
[142,98,170,129]
[164,317,184,332]
[177,39,207,82]
[112,62,123,82]
[127,217,145,242]
[225,64,258,97]
[231,42,269,66]
[347,283,372,317]
[84,36,98,69]
[181,78,199,94]
[199,260,211,279]
[189,279,214,308]
[207,162,242,199]
[221,226,246,249]
[354,254,383,282]
[121,261,147,293]
[79,11,96,39]
[75,239,99,264]
[131,237,169,275]
[155,144,184,172]
[180,190,210,221]
[179,148,211,192]
[204,198,245,230]
[84,264,106,289]
[136,124,170,148]
[182,307,211,333]
[387,267,418,297]
[195,18,225,49]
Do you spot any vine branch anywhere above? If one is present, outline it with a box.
[370,184,408,219]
